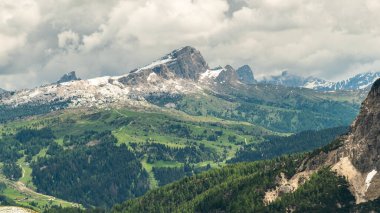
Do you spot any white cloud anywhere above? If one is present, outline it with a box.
[1,0,380,89]
[58,30,80,50]
[0,0,40,66]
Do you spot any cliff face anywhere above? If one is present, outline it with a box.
[267,79,380,204]
[236,65,256,84]
[348,79,380,173]
[333,78,380,202]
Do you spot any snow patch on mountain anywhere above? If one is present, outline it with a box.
[302,78,334,90]
[200,68,225,80]
[365,170,377,191]
[135,56,176,73]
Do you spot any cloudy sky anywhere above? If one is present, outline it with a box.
[1,0,380,90]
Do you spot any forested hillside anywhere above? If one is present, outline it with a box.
[230,126,348,163]
[110,155,373,213]
[0,105,352,211]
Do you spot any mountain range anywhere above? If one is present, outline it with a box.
[0,47,364,133]
[1,46,376,110]
[263,70,380,91]
[1,46,255,108]
[0,46,379,212]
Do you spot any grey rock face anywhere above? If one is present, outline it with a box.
[57,71,80,84]
[119,46,208,85]
[298,78,380,202]
[166,46,209,80]
[347,78,380,172]
[215,65,238,84]
[236,65,256,84]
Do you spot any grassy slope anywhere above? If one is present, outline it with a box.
[0,107,279,208]
[0,173,80,211]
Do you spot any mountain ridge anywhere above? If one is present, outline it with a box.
[264,71,380,91]
[0,46,376,110]
[0,46,364,134]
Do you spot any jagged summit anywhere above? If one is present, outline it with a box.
[167,46,208,80]
[236,65,256,84]
[57,71,80,84]
[119,46,208,85]
[214,65,238,84]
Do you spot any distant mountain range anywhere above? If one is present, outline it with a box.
[0,46,365,132]
[263,71,380,91]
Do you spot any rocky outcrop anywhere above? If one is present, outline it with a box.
[347,79,380,173]
[119,46,208,85]
[166,46,209,80]
[57,71,80,84]
[331,78,380,202]
[266,78,380,204]
[236,65,256,84]
[215,65,239,84]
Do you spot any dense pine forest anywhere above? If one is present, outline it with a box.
[230,126,348,163]
[32,140,149,208]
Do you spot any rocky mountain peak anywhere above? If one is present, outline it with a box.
[119,46,208,85]
[168,46,208,80]
[236,65,256,84]
[57,71,80,84]
[215,65,238,84]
